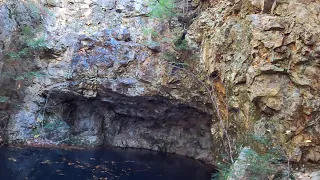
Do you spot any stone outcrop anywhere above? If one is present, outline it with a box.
[1,0,320,168]
[0,0,215,164]
[189,0,320,164]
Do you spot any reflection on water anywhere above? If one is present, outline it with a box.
[0,147,215,180]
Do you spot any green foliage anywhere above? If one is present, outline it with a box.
[240,148,279,179]
[0,96,9,103]
[211,161,232,180]
[15,71,42,80]
[160,37,172,43]
[212,135,291,180]
[174,38,189,51]
[146,0,176,19]
[2,25,46,107]
[26,37,46,50]
[163,51,177,62]
[142,27,175,50]
[0,1,51,120]
[26,0,42,19]
[162,50,190,67]
[7,49,28,60]
[6,25,46,61]
[22,25,47,51]
[32,115,70,139]
[142,28,159,38]
[163,51,186,66]
[24,0,55,20]
[250,134,272,146]
[274,170,295,180]
[44,120,69,132]
[22,26,33,36]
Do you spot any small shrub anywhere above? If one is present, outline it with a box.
[146,0,176,20]
[174,38,189,51]
[212,135,292,180]
[240,148,279,179]
[6,25,46,61]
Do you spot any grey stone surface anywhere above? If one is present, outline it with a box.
[0,0,214,164]
[311,171,320,180]
[2,0,320,169]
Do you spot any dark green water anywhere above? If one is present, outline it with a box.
[0,146,215,180]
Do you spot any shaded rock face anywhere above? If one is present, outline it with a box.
[189,0,320,164]
[0,0,215,164]
[41,94,214,163]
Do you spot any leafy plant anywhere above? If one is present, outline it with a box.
[22,26,33,36]
[142,27,159,38]
[6,26,46,61]
[174,38,189,51]
[146,0,176,20]
[26,37,46,50]
[6,48,28,60]
[240,148,279,179]
[163,51,189,67]
[212,135,292,180]
[25,0,49,20]
[0,96,9,103]
[2,24,46,110]
[211,161,232,180]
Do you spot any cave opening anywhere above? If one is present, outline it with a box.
[41,91,215,164]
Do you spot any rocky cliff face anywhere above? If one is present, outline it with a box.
[0,0,215,164]
[1,0,320,168]
[189,0,320,165]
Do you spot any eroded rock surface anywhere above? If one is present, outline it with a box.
[0,0,215,164]
[2,0,320,168]
[189,0,320,164]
